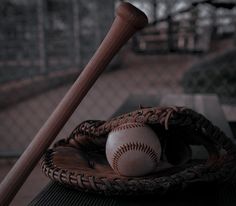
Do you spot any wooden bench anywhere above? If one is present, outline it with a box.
[29,94,235,206]
[113,94,233,140]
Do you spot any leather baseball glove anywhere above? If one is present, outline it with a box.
[41,106,236,195]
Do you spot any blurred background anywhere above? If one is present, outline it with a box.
[0,0,236,205]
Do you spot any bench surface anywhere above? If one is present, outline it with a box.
[29,94,235,206]
[113,94,233,140]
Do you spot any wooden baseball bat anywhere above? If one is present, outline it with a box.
[0,2,148,205]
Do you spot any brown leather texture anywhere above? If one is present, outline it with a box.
[41,106,236,195]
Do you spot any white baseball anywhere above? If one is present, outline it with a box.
[105,122,161,177]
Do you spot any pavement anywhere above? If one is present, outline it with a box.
[0,51,199,153]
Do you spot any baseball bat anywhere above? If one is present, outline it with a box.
[0,2,148,205]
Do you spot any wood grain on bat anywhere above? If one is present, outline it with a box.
[0,2,148,205]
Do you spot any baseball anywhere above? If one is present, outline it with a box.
[105,122,161,177]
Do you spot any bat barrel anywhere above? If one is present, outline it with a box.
[0,2,148,205]
[116,2,148,29]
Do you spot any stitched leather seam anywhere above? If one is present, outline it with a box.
[112,123,145,132]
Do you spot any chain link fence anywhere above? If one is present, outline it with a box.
[0,0,236,157]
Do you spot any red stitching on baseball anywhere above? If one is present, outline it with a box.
[112,123,145,133]
[112,142,160,175]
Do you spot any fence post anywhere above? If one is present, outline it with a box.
[37,0,47,74]
[152,0,157,23]
[190,7,198,51]
[167,15,173,52]
[72,0,80,68]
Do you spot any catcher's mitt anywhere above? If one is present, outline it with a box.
[41,106,236,195]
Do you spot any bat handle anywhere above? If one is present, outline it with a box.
[0,2,148,205]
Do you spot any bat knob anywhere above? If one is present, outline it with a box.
[116,2,148,29]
